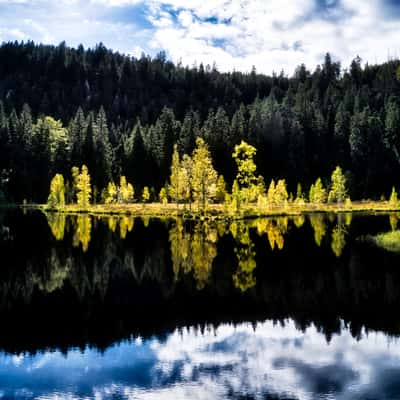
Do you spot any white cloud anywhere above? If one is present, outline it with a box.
[90,0,142,6]
[0,0,399,74]
[145,0,400,74]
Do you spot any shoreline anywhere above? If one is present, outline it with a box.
[18,201,400,220]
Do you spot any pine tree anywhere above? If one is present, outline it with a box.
[384,99,400,164]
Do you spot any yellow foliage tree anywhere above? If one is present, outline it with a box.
[142,186,150,203]
[47,173,65,208]
[274,179,288,208]
[72,165,92,208]
[159,187,168,204]
[328,166,347,203]
[232,140,258,206]
[389,187,399,208]
[267,180,276,207]
[191,138,218,211]
[119,176,134,203]
[169,145,185,206]
[104,181,118,204]
[309,177,327,204]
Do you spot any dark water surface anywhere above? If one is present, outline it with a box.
[1,209,400,399]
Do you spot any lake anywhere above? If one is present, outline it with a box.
[1,209,400,399]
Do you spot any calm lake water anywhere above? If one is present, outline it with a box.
[1,209,400,399]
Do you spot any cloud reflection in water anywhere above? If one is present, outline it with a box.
[1,320,400,399]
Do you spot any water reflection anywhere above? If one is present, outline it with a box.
[2,320,400,400]
[43,212,353,259]
[170,219,218,289]
[2,210,400,398]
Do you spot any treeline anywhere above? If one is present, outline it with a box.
[1,41,400,202]
[48,139,354,214]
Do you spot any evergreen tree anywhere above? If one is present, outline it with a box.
[384,99,400,164]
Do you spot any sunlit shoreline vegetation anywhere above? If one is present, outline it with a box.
[24,138,399,219]
[23,201,400,220]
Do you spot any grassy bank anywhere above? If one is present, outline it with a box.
[20,200,400,220]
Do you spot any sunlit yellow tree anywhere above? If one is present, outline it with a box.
[119,176,134,203]
[159,187,168,204]
[47,173,65,208]
[72,165,92,208]
[294,183,305,206]
[267,180,275,207]
[104,181,118,204]
[274,179,288,208]
[169,145,186,207]
[191,138,218,211]
[309,177,327,204]
[328,166,347,204]
[34,116,69,162]
[232,140,258,206]
[142,186,150,203]
[389,187,399,208]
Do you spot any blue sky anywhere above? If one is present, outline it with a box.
[0,0,400,74]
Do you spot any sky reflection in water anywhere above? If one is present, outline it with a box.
[1,320,400,400]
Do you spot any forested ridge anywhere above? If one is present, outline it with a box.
[1,41,400,203]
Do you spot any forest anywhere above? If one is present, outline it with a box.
[1,41,400,203]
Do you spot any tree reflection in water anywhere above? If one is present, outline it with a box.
[0,209,399,353]
[42,211,352,288]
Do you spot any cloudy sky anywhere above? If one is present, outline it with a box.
[0,0,400,74]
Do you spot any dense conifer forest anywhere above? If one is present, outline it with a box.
[1,41,400,203]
